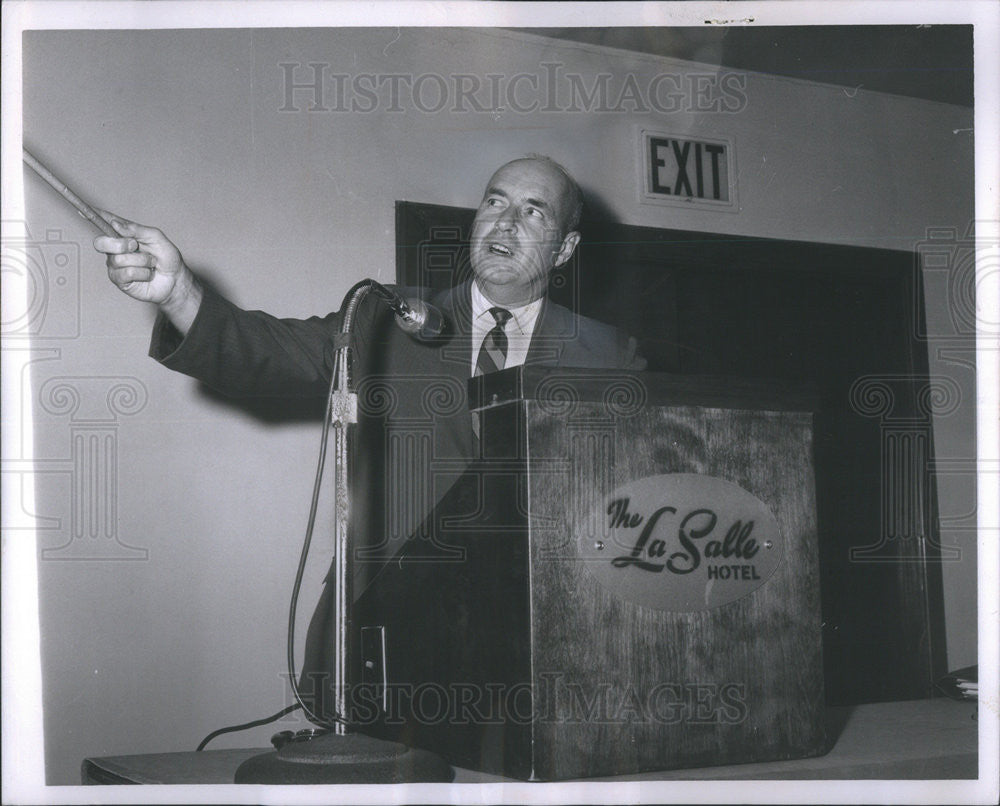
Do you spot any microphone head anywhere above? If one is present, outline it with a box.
[396,298,448,342]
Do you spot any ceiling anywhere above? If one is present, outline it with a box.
[520,26,973,107]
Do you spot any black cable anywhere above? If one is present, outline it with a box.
[193,374,344,750]
[196,279,388,749]
[283,356,341,728]
[195,703,302,751]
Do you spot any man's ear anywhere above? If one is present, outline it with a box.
[553,230,581,268]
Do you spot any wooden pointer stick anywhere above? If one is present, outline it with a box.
[22,148,119,238]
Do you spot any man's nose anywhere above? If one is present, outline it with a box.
[494,208,518,232]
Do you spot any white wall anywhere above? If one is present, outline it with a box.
[19,27,975,784]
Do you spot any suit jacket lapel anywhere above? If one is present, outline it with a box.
[433,279,475,374]
[526,296,570,367]
[430,281,476,459]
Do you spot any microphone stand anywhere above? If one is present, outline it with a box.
[329,287,361,740]
[234,282,452,784]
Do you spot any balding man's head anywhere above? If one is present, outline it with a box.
[470,156,584,306]
[490,156,583,234]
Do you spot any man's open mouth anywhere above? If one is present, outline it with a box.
[488,243,513,257]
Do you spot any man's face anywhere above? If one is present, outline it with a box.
[469,160,581,306]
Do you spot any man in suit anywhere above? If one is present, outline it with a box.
[96,155,642,376]
[95,155,644,499]
[95,154,645,720]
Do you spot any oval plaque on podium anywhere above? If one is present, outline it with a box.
[578,473,783,611]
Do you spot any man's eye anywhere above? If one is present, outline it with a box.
[487,198,503,207]
[526,207,542,218]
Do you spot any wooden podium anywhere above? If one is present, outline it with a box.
[352,367,826,780]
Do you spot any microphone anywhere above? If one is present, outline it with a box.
[369,282,446,341]
[391,297,447,341]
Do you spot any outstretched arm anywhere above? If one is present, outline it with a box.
[93,214,349,398]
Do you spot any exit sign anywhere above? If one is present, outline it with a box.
[639,129,737,211]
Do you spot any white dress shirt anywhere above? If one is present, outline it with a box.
[470,281,544,375]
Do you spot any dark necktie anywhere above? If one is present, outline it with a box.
[472,307,512,445]
[474,307,512,377]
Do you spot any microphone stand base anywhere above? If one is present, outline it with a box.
[233,731,454,784]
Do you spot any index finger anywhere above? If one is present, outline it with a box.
[98,213,169,247]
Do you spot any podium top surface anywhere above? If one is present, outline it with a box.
[469,366,820,413]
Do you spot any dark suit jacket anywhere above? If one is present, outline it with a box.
[151,279,645,720]
[153,278,644,484]
[153,280,644,398]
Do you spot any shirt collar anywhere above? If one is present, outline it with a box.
[470,280,544,336]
